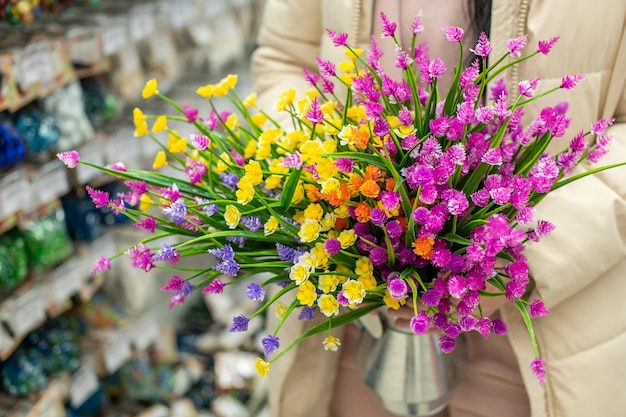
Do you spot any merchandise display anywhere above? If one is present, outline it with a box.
[0,0,267,416]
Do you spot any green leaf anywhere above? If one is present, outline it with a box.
[280,168,302,210]
[551,161,626,190]
[442,233,472,246]
[326,152,393,171]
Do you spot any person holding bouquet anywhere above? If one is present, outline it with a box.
[251,1,626,417]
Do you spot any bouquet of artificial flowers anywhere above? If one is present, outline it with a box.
[58,12,623,385]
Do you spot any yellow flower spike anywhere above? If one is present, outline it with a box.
[152,115,168,133]
[134,121,149,137]
[264,216,279,236]
[296,281,318,307]
[142,79,159,99]
[224,205,241,229]
[250,113,267,128]
[243,92,258,108]
[214,152,230,173]
[317,294,339,317]
[196,84,214,99]
[273,89,296,112]
[152,151,168,169]
[386,115,400,130]
[255,358,270,378]
[139,194,154,212]
[323,335,341,351]
[344,47,363,60]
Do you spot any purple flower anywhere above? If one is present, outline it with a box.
[459,315,477,331]
[246,282,265,302]
[537,36,559,55]
[219,173,239,189]
[162,198,188,225]
[202,279,225,294]
[183,104,199,122]
[529,358,547,386]
[57,150,80,168]
[261,335,280,357]
[410,12,424,34]
[168,281,194,309]
[195,198,218,217]
[518,78,539,97]
[439,336,456,354]
[475,317,492,338]
[91,257,111,275]
[388,278,408,300]
[560,74,584,90]
[395,47,413,70]
[369,208,387,227]
[335,157,353,173]
[190,134,209,150]
[229,315,249,332]
[379,11,396,38]
[208,244,236,262]
[86,186,109,209]
[325,28,348,46]
[421,289,441,307]
[324,238,342,256]
[471,32,492,57]
[298,306,316,321]
[506,35,527,57]
[106,162,127,171]
[528,154,559,193]
[276,243,298,263]
[442,26,464,42]
[410,312,430,335]
[445,322,462,339]
[153,243,179,265]
[214,259,241,276]
[528,299,550,319]
[241,216,262,233]
[492,318,508,335]
[385,220,402,240]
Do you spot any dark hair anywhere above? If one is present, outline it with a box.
[468,0,493,37]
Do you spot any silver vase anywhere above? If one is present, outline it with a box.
[356,311,467,416]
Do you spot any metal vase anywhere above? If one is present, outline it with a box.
[356,311,467,416]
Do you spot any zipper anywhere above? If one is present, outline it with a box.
[509,0,530,90]
[351,0,363,48]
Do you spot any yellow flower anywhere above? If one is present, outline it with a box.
[317,294,339,317]
[321,178,341,194]
[386,115,400,130]
[222,74,238,90]
[196,84,214,99]
[134,121,149,137]
[324,118,342,135]
[296,281,317,306]
[338,73,354,86]
[152,151,167,169]
[323,335,341,351]
[264,216,279,236]
[274,89,296,112]
[316,158,339,180]
[298,252,316,269]
[255,358,270,377]
[291,183,305,204]
[298,219,321,243]
[300,139,324,164]
[244,160,263,185]
[133,107,146,125]
[244,140,257,159]
[224,205,241,229]
[139,194,153,212]
[320,213,336,232]
[168,138,187,153]
[338,59,355,73]
[346,105,367,121]
[319,274,339,293]
[355,257,374,275]
[310,243,330,269]
[265,175,282,190]
[338,229,357,249]
[335,205,350,218]
[225,114,239,130]
[289,263,311,285]
[305,88,318,100]
[320,100,336,116]
[251,113,267,128]
[236,182,255,205]
[383,290,406,310]
[214,152,230,173]
[358,273,377,290]
[296,97,312,119]
[344,48,363,60]
[243,92,257,107]
[342,279,366,304]
[212,83,229,97]
[142,79,159,98]
[303,203,324,222]
[152,115,168,133]
[275,302,288,318]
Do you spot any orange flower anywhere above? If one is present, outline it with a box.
[348,175,364,195]
[335,217,349,230]
[305,184,322,202]
[322,184,350,206]
[353,126,370,149]
[360,179,381,198]
[412,237,435,260]
[385,177,396,191]
[363,165,382,182]
[355,202,371,223]
[398,217,408,233]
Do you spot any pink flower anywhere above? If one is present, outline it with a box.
[410,12,424,35]
[302,67,321,86]
[591,118,615,136]
[106,162,127,171]
[529,358,548,386]
[335,157,354,173]
[442,26,464,42]
[325,28,348,46]
[315,57,336,78]
[190,134,209,150]
[91,257,111,275]
[182,104,199,122]
[388,278,408,300]
[381,190,401,211]
[86,186,109,209]
[506,35,527,57]
[471,32,492,57]
[410,312,430,335]
[529,299,550,318]
[395,47,413,70]
[439,336,456,353]
[518,78,540,97]
[127,243,155,272]
[379,11,397,38]
[282,151,302,169]
[57,150,80,168]
[428,58,446,81]
[324,238,342,256]
[161,275,185,292]
[537,36,559,55]
[134,216,158,233]
[203,279,225,294]
[305,98,324,125]
[528,154,559,193]
[560,74,584,90]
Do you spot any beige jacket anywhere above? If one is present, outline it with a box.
[251,1,626,416]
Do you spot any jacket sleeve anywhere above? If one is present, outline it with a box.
[250,0,322,118]
[524,92,626,309]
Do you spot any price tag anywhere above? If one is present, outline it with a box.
[53,259,83,304]
[37,162,70,205]
[170,0,193,28]
[132,316,160,351]
[104,334,131,373]
[12,289,46,337]
[70,362,99,408]
[130,10,156,41]
[0,172,29,219]
[77,140,106,185]
[102,25,128,56]
[205,0,227,18]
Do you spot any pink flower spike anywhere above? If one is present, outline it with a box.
[183,104,199,122]
[529,358,548,386]
[203,278,225,294]
[442,26,464,43]
[134,216,158,233]
[325,28,348,47]
[518,78,540,98]
[161,275,185,292]
[91,257,111,275]
[537,36,559,55]
[57,150,80,168]
[529,299,550,318]
[302,67,321,86]
[282,151,303,169]
[471,32,492,57]
[315,57,337,78]
[506,35,527,57]
[379,11,397,38]
[560,74,584,90]
[591,118,615,136]
[305,98,324,125]
[410,12,424,35]
[86,185,110,209]
[106,162,127,171]
[190,134,210,150]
